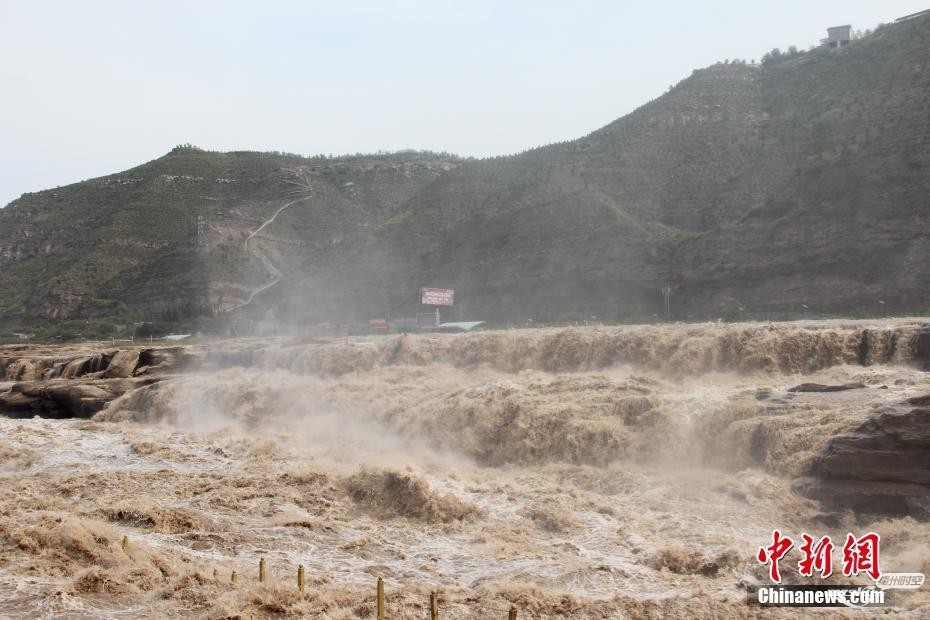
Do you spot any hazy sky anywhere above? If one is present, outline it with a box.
[1,0,926,207]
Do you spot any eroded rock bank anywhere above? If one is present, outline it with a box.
[796,400,930,519]
[0,377,161,418]
[917,324,930,369]
[0,346,190,418]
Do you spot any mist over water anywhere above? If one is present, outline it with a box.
[1,321,929,617]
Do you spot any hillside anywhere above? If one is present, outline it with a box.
[2,15,929,335]
[269,14,930,325]
[0,149,461,335]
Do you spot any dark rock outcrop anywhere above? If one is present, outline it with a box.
[916,325,930,369]
[796,406,930,519]
[909,393,930,407]
[787,382,866,393]
[794,477,930,520]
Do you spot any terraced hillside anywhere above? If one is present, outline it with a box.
[1,15,929,335]
[0,150,461,335]
[269,15,930,325]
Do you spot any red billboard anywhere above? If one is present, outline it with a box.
[421,287,454,306]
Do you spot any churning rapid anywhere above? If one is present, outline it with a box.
[1,320,929,618]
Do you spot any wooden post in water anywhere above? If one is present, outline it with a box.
[509,605,517,620]
[259,557,267,583]
[376,577,384,620]
[430,592,439,620]
[298,564,305,594]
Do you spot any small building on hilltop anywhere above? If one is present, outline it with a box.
[822,25,852,48]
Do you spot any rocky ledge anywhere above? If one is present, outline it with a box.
[0,346,191,418]
[795,399,930,520]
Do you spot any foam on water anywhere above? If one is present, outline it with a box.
[1,322,929,617]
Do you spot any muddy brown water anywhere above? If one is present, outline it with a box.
[1,321,929,618]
